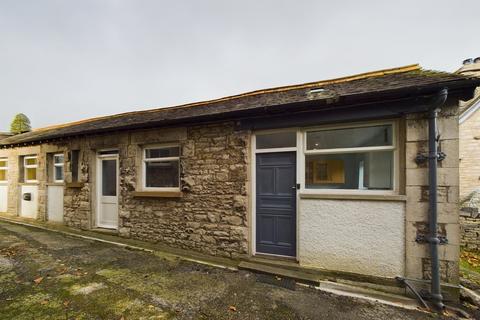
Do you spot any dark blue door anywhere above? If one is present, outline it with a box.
[256,152,296,257]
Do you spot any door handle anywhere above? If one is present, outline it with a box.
[292,184,300,190]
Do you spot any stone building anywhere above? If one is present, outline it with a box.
[1,64,479,301]
[458,58,480,200]
[457,58,480,249]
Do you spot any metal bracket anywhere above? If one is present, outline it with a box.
[415,152,446,165]
[415,234,448,245]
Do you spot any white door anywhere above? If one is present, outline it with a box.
[20,185,38,218]
[97,155,118,229]
[47,186,64,222]
[0,185,7,212]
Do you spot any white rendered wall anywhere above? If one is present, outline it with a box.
[299,199,405,278]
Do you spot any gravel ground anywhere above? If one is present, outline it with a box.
[0,221,456,319]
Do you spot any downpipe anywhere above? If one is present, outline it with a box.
[427,88,448,311]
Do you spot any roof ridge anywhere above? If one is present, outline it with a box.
[32,64,420,134]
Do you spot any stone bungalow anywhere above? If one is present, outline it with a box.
[1,65,480,300]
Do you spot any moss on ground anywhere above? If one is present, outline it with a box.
[0,221,458,320]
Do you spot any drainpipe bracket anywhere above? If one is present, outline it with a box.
[414,152,446,165]
[415,235,448,245]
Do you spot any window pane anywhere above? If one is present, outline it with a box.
[0,160,7,168]
[256,132,296,149]
[54,166,64,181]
[26,168,37,181]
[0,169,6,181]
[145,147,179,159]
[25,157,38,166]
[99,150,119,155]
[306,125,392,150]
[305,151,393,190]
[71,150,79,182]
[146,160,179,188]
[54,154,64,164]
[102,160,117,196]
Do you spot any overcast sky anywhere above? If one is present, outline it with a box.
[0,0,478,131]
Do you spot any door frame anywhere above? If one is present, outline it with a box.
[96,151,119,229]
[251,129,302,260]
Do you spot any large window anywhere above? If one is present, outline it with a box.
[143,145,180,190]
[24,156,38,183]
[0,158,7,182]
[304,123,395,192]
[53,153,64,182]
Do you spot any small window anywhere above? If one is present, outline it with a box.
[24,156,38,183]
[143,145,180,190]
[0,158,8,182]
[53,153,64,182]
[305,124,395,191]
[70,150,80,182]
[256,132,296,149]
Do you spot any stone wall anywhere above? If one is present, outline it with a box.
[63,144,92,230]
[121,123,249,258]
[460,209,480,250]
[405,99,460,284]
[58,122,250,258]
[460,216,480,250]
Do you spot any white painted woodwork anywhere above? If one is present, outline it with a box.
[20,185,38,218]
[47,185,64,222]
[97,155,118,229]
[0,185,7,212]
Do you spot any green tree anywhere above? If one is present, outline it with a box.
[10,113,31,134]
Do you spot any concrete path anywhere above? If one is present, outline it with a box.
[0,221,455,319]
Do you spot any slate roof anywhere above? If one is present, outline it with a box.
[2,64,480,147]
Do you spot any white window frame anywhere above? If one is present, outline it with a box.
[24,155,38,183]
[142,144,180,192]
[0,158,8,183]
[300,120,399,195]
[53,153,64,183]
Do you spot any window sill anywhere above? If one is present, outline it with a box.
[66,182,85,188]
[299,193,406,201]
[19,182,39,186]
[132,191,183,198]
[46,182,64,186]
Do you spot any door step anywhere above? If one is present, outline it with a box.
[239,261,320,286]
